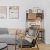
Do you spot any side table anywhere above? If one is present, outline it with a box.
[0,43,8,50]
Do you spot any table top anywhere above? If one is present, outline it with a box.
[0,43,7,49]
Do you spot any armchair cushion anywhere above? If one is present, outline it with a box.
[16,39,36,48]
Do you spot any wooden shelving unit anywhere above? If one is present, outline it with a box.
[26,13,43,20]
[26,12,44,29]
[26,8,44,41]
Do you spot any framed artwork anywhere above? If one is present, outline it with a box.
[37,9,42,13]
[9,6,19,19]
[0,6,7,19]
[33,7,39,13]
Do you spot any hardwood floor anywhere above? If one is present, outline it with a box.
[7,41,50,50]
[38,44,50,50]
[38,40,50,50]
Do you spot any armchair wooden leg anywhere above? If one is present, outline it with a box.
[15,43,16,50]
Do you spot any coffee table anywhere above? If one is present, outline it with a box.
[0,43,8,50]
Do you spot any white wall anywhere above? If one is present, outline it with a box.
[40,0,50,44]
[0,0,50,44]
[0,0,41,29]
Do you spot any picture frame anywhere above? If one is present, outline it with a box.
[37,9,42,13]
[0,6,7,19]
[9,6,19,19]
[33,7,39,13]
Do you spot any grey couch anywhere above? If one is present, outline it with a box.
[0,28,15,44]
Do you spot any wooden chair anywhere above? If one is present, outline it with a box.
[22,32,39,50]
[15,32,39,50]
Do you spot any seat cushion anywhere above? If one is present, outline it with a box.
[16,39,36,48]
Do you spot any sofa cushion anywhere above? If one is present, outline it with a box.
[16,39,33,48]
[0,28,8,34]
[8,28,16,35]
